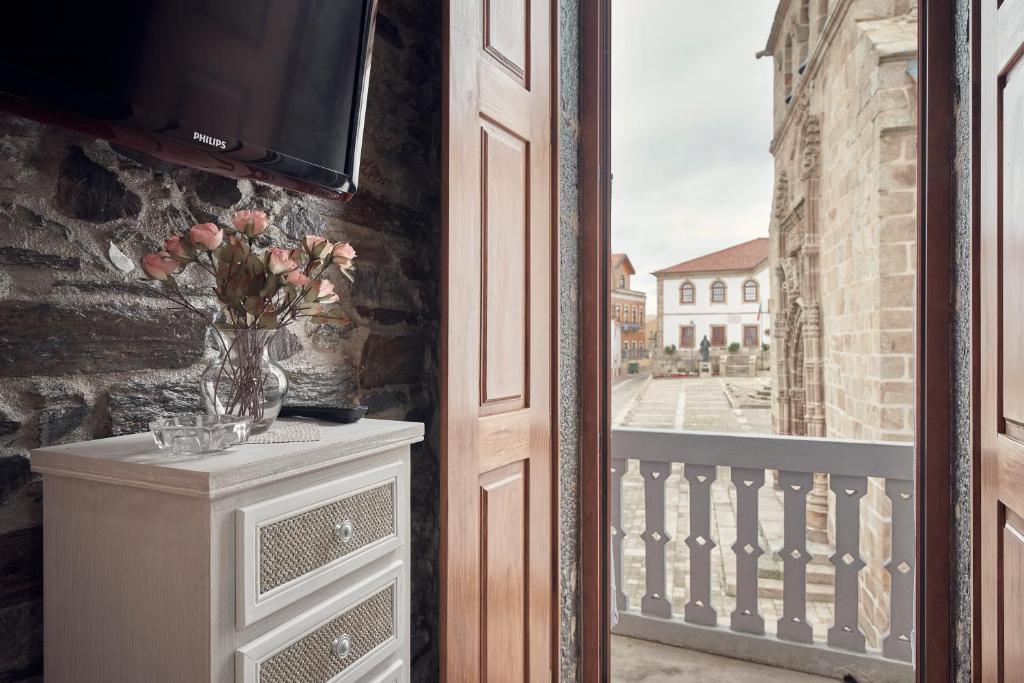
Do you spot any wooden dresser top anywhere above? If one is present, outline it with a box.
[30,419,424,498]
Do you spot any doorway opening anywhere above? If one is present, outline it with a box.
[605,2,920,680]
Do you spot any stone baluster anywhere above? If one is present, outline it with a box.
[611,458,628,611]
[730,467,765,635]
[684,464,717,626]
[777,470,814,643]
[828,475,867,652]
[883,478,915,661]
[640,461,672,618]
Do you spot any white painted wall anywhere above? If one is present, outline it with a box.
[661,265,771,350]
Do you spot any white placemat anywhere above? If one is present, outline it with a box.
[247,419,322,444]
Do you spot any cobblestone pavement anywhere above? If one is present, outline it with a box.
[613,377,837,645]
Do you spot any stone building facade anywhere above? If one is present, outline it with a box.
[611,253,647,362]
[763,0,917,651]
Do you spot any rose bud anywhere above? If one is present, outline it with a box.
[233,209,269,237]
[331,242,356,267]
[141,251,180,281]
[163,235,193,261]
[283,269,312,287]
[266,247,298,275]
[303,234,333,260]
[189,223,224,251]
[312,279,340,304]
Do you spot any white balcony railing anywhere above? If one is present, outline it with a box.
[611,428,914,682]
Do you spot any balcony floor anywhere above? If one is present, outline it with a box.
[611,635,834,682]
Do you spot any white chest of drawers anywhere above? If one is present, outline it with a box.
[30,418,423,683]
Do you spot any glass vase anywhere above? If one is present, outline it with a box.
[201,325,288,435]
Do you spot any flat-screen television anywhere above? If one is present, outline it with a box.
[0,0,377,199]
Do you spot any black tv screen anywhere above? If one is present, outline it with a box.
[0,0,377,198]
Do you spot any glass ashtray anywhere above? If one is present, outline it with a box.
[149,414,252,455]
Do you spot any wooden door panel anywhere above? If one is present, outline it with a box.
[483,0,528,82]
[1004,511,1024,676]
[982,1,1024,679]
[1001,58,1024,431]
[443,0,553,678]
[481,122,529,413]
[481,463,528,683]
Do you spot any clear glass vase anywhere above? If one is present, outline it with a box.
[200,325,288,435]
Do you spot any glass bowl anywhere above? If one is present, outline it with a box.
[149,414,252,455]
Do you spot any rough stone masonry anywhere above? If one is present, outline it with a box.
[0,1,442,680]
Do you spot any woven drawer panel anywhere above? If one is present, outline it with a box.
[259,584,395,683]
[259,482,395,594]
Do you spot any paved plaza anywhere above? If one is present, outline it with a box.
[611,376,838,647]
[611,635,832,683]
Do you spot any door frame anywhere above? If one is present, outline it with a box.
[578,0,612,679]
[917,1,959,680]
[576,0,960,680]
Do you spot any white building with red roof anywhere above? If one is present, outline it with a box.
[652,237,771,356]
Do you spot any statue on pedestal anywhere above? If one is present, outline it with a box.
[699,335,711,363]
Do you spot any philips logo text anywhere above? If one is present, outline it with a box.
[193,132,227,149]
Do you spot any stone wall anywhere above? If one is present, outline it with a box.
[951,0,973,678]
[767,0,917,650]
[556,0,583,678]
[0,1,441,680]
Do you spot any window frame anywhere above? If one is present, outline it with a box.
[742,324,760,348]
[710,279,727,304]
[679,324,696,349]
[679,280,696,305]
[743,278,760,303]
[710,325,727,347]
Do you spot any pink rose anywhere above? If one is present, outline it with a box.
[164,235,185,257]
[303,234,332,259]
[233,210,268,237]
[312,279,339,303]
[331,242,356,267]
[141,252,179,281]
[303,234,326,251]
[284,269,311,287]
[189,223,224,251]
[266,247,298,275]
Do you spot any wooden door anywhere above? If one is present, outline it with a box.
[441,0,554,680]
[981,0,1024,678]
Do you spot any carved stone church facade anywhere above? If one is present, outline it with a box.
[763,0,918,650]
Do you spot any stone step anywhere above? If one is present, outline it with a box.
[756,560,834,585]
[725,575,835,603]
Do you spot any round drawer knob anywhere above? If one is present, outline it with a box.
[331,634,352,659]
[334,520,355,543]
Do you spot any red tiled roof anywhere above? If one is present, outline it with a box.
[611,253,635,275]
[652,238,769,275]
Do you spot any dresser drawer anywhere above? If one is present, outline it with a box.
[237,564,403,683]
[237,459,405,626]
[366,660,404,682]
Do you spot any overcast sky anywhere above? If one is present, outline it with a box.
[611,1,778,306]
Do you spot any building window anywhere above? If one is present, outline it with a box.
[743,279,759,303]
[743,325,760,348]
[680,325,695,348]
[614,304,620,320]
[679,281,695,304]
[618,274,625,288]
[711,325,727,347]
[710,280,726,303]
